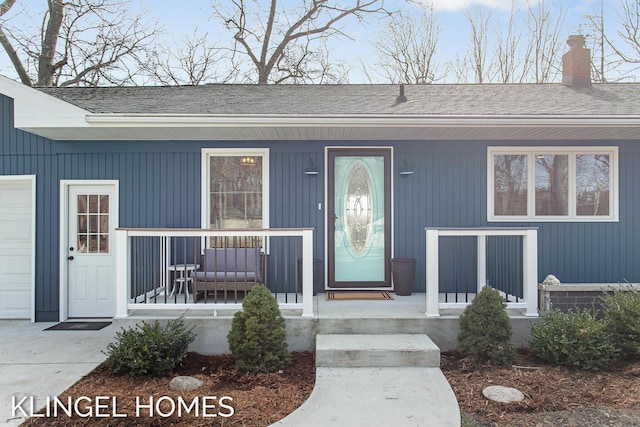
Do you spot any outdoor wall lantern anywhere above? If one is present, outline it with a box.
[304,158,319,176]
[399,159,415,176]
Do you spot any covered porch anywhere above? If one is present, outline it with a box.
[112,226,540,353]
[114,227,539,319]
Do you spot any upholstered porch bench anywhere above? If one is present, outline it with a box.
[192,247,263,302]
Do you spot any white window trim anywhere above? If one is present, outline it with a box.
[488,146,619,222]
[201,148,270,230]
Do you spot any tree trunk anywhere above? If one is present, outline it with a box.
[37,0,64,86]
[550,155,568,215]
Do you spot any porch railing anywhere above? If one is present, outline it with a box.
[425,227,538,317]
[115,228,315,318]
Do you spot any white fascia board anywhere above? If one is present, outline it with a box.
[0,75,89,128]
[85,113,640,128]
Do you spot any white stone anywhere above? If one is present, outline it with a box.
[542,274,561,286]
[482,385,525,403]
[169,376,203,391]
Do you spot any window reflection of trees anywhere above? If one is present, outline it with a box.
[494,155,527,216]
[535,155,568,216]
[209,156,263,248]
[577,155,609,216]
[209,156,263,229]
[493,151,612,218]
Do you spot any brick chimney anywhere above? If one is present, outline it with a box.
[562,35,591,87]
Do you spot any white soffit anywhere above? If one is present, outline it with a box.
[20,114,640,141]
[18,124,640,141]
[0,75,89,129]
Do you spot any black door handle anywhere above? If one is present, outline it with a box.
[67,256,74,261]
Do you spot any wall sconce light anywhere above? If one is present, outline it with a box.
[304,158,319,176]
[399,159,414,176]
[240,156,256,166]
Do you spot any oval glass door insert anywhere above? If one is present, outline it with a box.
[343,161,373,255]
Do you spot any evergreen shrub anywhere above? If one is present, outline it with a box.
[104,316,195,377]
[530,308,615,370]
[227,284,291,373]
[458,286,516,367]
[603,286,640,360]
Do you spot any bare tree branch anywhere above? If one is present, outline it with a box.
[524,0,567,83]
[494,4,532,83]
[0,0,32,84]
[373,9,443,84]
[455,8,493,83]
[0,0,160,86]
[212,0,390,84]
[143,28,237,85]
[612,0,640,65]
[0,0,15,16]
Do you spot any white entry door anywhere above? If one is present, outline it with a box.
[67,184,117,318]
[0,177,34,319]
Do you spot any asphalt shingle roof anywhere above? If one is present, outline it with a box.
[37,83,640,116]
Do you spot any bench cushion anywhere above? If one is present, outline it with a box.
[193,271,259,282]
[197,248,262,283]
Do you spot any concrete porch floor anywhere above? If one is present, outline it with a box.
[315,292,432,318]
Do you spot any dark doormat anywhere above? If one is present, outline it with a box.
[326,291,394,301]
[44,321,111,331]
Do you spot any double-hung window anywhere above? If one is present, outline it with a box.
[488,147,618,222]
[201,149,269,234]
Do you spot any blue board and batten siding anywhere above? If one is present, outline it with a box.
[2,94,640,320]
[394,140,640,293]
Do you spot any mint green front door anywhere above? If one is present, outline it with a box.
[328,148,391,288]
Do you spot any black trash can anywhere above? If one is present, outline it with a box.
[297,259,323,296]
[391,258,416,296]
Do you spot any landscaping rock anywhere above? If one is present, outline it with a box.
[482,385,525,403]
[169,376,203,391]
[543,274,561,286]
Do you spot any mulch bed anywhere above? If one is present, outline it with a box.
[442,349,640,426]
[20,348,640,426]
[23,352,315,426]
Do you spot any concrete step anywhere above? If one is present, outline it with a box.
[315,334,440,368]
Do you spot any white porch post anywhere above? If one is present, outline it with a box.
[425,229,440,317]
[522,229,539,317]
[477,234,487,292]
[301,229,314,318]
[115,229,129,318]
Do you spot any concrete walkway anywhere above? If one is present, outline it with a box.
[272,367,460,426]
[0,320,113,426]
[273,334,461,427]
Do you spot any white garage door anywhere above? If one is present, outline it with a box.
[0,178,34,319]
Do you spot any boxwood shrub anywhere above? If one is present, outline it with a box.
[458,286,516,367]
[603,286,640,360]
[227,284,291,373]
[529,309,615,371]
[104,316,195,377]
